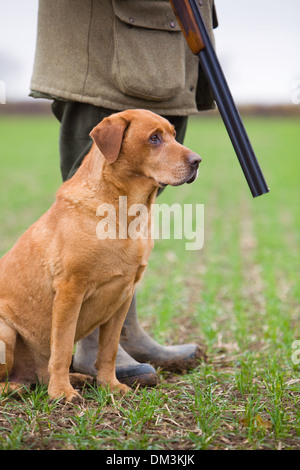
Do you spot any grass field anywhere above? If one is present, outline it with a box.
[0,113,299,450]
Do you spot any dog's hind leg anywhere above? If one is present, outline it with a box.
[69,372,94,389]
[0,314,22,395]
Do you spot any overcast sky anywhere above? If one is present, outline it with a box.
[0,0,299,104]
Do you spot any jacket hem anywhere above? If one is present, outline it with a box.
[29,85,206,116]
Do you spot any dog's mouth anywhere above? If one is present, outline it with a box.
[168,167,200,187]
[158,182,168,188]
[186,167,199,184]
[157,164,200,188]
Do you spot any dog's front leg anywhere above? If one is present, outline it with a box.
[48,281,84,402]
[95,295,133,394]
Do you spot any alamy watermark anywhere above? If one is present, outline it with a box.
[0,80,6,104]
[0,340,5,364]
[96,197,204,251]
[292,340,300,365]
[291,80,300,105]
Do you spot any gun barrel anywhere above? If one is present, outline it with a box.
[170,0,270,198]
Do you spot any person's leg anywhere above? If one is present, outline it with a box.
[119,114,206,372]
[165,114,188,146]
[72,328,158,387]
[51,101,113,182]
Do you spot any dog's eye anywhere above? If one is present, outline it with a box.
[149,134,161,144]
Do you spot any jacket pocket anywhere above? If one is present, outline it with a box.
[111,0,186,101]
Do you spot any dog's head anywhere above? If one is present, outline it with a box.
[89,109,201,188]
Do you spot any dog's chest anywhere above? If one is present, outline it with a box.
[76,271,136,339]
[76,242,150,336]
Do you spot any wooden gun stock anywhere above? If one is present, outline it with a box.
[169,0,269,198]
[169,0,205,54]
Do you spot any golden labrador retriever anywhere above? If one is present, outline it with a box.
[0,109,201,402]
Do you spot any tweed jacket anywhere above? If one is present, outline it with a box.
[30,0,218,115]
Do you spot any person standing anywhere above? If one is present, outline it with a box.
[30,0,218,386]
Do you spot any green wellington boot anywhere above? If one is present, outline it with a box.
[72,327,158,387]
[72,293,206,385]
[120,294,206,374]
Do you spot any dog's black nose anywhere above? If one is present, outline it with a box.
[188,154,202,167]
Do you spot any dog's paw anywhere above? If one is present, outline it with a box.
[48,384,83,404]
[0,381,25,397]
[97,377,131,395]
[113,382,131,395]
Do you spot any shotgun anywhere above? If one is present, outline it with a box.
[169,0,269,198]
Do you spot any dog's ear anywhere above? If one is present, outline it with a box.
[89,116,129,164]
